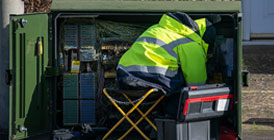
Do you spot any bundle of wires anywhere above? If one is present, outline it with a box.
[96,20,148,42]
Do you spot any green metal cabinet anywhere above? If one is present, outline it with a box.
[8,1,242,140]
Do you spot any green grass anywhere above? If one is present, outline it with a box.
[252,121,262,131]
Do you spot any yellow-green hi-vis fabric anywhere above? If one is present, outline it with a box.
[117,12,209,95]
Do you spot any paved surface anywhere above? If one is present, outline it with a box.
[242,88,274,140]
[242,45,274,140]
[243,129,274,140]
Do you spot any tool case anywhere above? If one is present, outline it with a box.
[156,119,210,140]
[177,84,233,121]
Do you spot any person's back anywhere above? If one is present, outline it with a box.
[117,12,216,96]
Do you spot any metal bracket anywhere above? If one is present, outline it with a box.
[18,125,27,132]
[5,69,12,86]
[242,70,249,87]
[237,13,243,22]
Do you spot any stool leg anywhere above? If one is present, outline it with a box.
[124,89,156,115]
[102,117,125,140]
[102,89,127,140]
[123,115,150,140]
[103,88,156,140]
[122,93,158,131]
[119,95,165,140]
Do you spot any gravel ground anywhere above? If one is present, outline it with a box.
[242,45,274,140]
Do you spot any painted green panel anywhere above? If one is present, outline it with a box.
[9,13,49,140]
[237,18,243,139]
[51,1,241,13]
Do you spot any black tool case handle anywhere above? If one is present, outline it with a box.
[177,84,233,122]
[185,83,225,91]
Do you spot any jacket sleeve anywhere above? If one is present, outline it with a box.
[176,43,207,86]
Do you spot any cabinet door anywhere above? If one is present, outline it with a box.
[9,13,50,140]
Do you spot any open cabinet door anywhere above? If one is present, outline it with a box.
[9,13,50,140]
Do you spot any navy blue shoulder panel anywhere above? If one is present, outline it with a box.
[166,12,200,36]
[116,67,185,96]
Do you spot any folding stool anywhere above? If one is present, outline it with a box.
[102,88,165,140]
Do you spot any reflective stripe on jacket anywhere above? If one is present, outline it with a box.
[117,13,209,95]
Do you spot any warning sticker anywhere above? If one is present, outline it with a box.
[217,99,230,111]
[71,60,80,73]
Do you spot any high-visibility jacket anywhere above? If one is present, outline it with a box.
[117,12,211,95]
